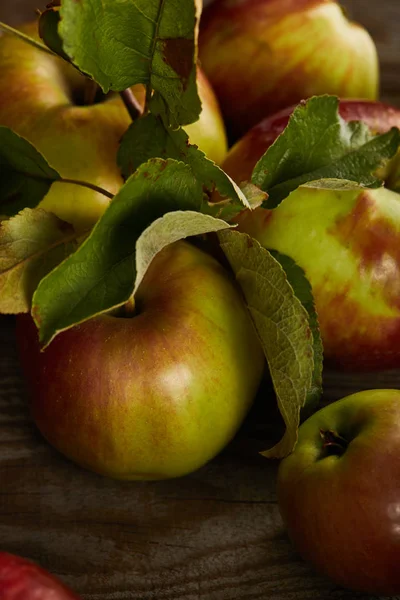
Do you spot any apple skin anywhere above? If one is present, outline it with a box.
[0,552,81,599]
[16,241,265,480]
[277,389,400,595]
[199,0,379,141]
[0,23,227,231]
[222,100,400,190]
[236,185,400,371]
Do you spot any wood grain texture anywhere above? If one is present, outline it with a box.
[0,1,400,598]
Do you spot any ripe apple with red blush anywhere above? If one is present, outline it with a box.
[16,241,265,479]
[0,552,81,600]
[277,389,400,596]
[221,100,400,370]
[199,0,379,140]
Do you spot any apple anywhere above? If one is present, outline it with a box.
[198,0,379,141]
[219,100,400,370]
[222,100,400,191]
[277,388,400,595]
[0,22,228,231]
[16,240,265,480]
[0,551,81,599]
[236,184,400,371]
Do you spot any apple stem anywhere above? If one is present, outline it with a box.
[120,89,144,121]
[60,178,114,200]
[0,21,55,56]
[320,429,348,457]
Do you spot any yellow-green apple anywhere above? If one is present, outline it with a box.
[0,551,81,599]
[0,22,228,231]
[16,240,265,480]
[236,184,400,370]
[277,389,400,595]
[222,100,400,190]
[199,0,379,140]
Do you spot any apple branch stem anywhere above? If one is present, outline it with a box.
[120,89,144,121]
[0,21,55,56]
[60,178,114,200]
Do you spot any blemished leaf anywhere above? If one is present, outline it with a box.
[218,230,315,458]
[252,96,400,207]
[270,250,323,411]
[0,209,78,314]
[32,159,230,347]
[118,113,252,210]
[0,127,60,216]
[58,0,201,127]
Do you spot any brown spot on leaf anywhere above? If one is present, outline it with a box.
[162,38,194,88]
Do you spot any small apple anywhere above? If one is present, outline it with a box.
[0,22,227,231]
[222,100,400,190]
[16,240,265,480]
[277,388,400,596]
[199,0,379,140]
[0,551,81,599]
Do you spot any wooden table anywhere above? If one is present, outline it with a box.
[1,1,400,598]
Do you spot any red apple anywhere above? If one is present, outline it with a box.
[199,0,379,141]
[277,388,400,595]
[0,552,81,599]
[16,240,265,480]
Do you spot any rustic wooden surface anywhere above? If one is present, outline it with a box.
[1,1,400,598]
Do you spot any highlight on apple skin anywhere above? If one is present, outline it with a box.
[0,551,81,600]
[16,241,265,480]
[199,0,379,141]
[0,22,227,232]
[277,389,400,596]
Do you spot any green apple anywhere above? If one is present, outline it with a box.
[0,22,228,231]
[0,552,81,599]
[277,389,400,595]
[236,185,400,370]
[199,0,379,141]
[16,240,265,480]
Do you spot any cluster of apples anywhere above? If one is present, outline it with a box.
[2,0,400,596]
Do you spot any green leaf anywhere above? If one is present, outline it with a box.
[218,230,315,458]
[270,250,323,411]
[134,210,232,295]
[0,209,78,314]
[0,127,60,216]
[118,113,253,213]
[252,96,400,207]
[58,0,201,127]
[32,159,230,347]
